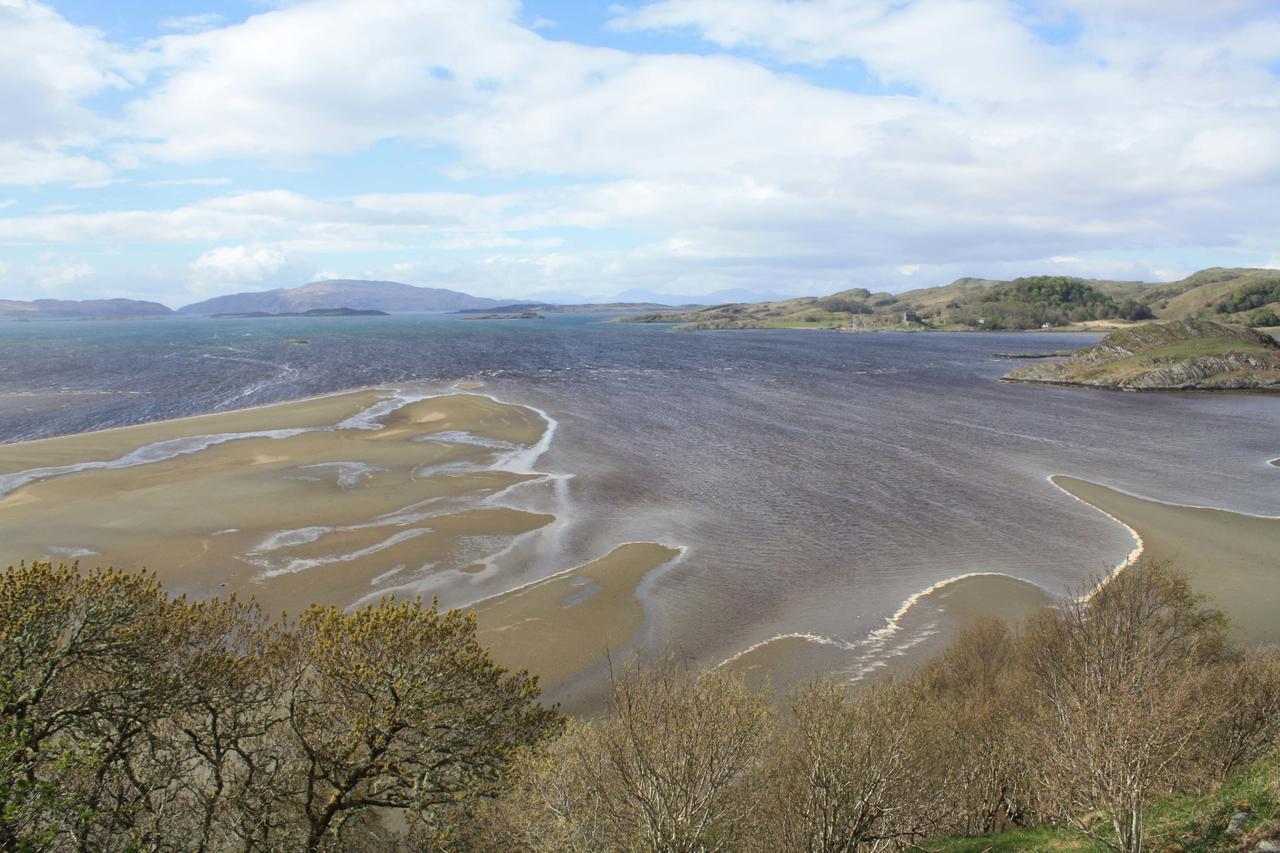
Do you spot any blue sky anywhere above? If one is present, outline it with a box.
[1,0,1278,308]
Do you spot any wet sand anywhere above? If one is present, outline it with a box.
[723,467,1280,695]
[0,390,387,476]
[1053,475,1280,646]
[0,385,692,713]
[475,542,683,712]
[3,380,1274,713]
[0,388,559,616]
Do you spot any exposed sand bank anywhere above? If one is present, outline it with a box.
[0,388,560,616]
[5,382,1273,714]
[475,542,683,712]
[0,386,694,715]
[1053,475,1280,646]
[0,390,387,476]
[723,465,1280,696]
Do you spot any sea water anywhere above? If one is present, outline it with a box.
[1,313,1276,668]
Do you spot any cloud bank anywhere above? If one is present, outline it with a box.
[0,0,1277,304]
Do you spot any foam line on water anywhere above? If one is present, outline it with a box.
[1046,475,1144,598]
[450,542,689,611]
[717,570,1038,672]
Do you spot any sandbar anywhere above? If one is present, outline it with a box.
[1052,475,1280,646]
[0,389,387,476]
[0,389,557,616]
[475,542,683,712]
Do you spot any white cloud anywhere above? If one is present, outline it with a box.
[158,12,225,33]
[0,0,125,185]
[2,0,1279,300]
[186,244,317,296]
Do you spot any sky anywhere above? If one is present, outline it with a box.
[1,0,1278,308]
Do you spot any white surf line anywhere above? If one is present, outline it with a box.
[1047,475,1146,600]
[714,631,861,670]
[1045,472,1278,603]
[715,570,1032,671]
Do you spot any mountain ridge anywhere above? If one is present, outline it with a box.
[178,279,501,315]
[0,298,174,320]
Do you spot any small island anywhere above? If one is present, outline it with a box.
[1002,319,1280,391]
[211,307,390,318]
[465,310,545,320]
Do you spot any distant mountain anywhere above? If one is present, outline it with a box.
[0,298,173,320]
[178,280,501,315]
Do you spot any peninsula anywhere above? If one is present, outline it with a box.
[1002,319,1280,391]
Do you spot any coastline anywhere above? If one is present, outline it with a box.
[0,383,689,714]
[1051,474,1280,646]
[720,463,1280,695]
[1,377,1275,712]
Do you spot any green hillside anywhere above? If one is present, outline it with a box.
[620,267,1280,332]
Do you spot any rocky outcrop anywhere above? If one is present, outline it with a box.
[1003,320,1280,391]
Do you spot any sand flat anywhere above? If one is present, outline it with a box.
[0,389,560,615]
[0,389,389,476]
[1053,475,1280,645]
[475,542,683,690]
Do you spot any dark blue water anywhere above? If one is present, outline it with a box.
[1,313,1277,669]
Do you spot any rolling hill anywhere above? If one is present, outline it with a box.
[178,280,500,315]
[620,267,1280,332]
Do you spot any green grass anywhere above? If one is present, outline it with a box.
[921,758,1280,853]
[1136,336,1278,361]
[1143,760,1280,851]
[923,826,1102,851]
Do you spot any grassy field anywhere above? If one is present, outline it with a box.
[923,758,1280,852]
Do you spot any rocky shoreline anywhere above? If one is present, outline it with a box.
[1002,319,1280,391]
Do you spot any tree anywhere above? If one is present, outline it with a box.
[1021,561,1230,853]
[278,599,562,851]
[0,562,186,850]
[488,659,773,852]
[761,679,932,852]
[0,562,562,851]
[912,618,1037,836]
